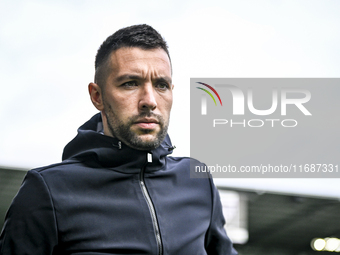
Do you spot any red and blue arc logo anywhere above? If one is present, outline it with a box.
[196,82,223,106]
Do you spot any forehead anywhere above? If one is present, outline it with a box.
[108,47,172,77]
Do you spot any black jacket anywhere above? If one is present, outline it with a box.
[0,114,237,255]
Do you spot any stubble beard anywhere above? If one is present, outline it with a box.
[104,103,169,151]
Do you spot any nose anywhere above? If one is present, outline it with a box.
[139,84,157,111]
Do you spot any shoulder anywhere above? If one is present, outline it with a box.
[16,159,81,197]
[29,158,90,182]
[164,156,213,191]
[166,156,212,179]
[166,155,206,166]
[32,159,82,174]
[20,159,88,194]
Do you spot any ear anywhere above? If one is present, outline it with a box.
[88,82,104,111]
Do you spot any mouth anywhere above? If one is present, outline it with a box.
[134,118,159,129]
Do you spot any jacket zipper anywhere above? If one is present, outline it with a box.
[139,153,163,255]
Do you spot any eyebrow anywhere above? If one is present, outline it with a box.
[115,74,172,84]
[115,75,140,83]
[155,77,172,85]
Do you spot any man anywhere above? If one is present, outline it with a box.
[0,24,237,255]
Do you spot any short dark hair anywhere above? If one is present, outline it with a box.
[94,24,171,89]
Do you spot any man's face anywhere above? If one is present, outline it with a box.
[100,47,173,151]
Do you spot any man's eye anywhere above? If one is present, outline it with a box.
[122,81,137,88]
[156,83,169,90]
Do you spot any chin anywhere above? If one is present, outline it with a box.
[138,134,158,143]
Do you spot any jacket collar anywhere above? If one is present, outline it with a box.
[62,113,174,173]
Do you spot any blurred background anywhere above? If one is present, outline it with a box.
[1,0,340,254]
